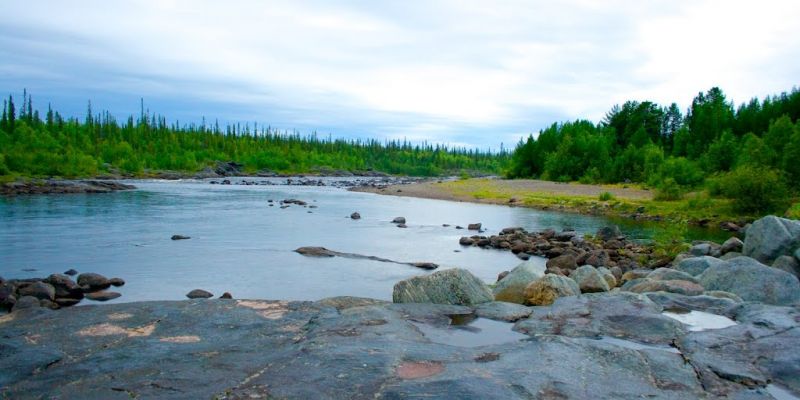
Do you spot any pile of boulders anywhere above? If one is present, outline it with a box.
[0,271,125,313]
[397,215,800,309]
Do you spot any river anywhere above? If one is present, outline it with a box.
[0,178,725,303]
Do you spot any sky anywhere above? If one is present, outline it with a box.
[1,1,799,149]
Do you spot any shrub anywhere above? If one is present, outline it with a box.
[654,178,683,201]
[786,203,800,220]
[651,221,690,259]
[714,166,789,214]
[598,191,615,201]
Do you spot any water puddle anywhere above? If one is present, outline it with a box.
[662,310,737,331]
[412,317,528,348]
[593,337,680,354]
[766,384,800,400]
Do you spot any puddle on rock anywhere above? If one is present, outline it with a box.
[662,310,737,331]
[412,317,528,348]
[593,337,680,354]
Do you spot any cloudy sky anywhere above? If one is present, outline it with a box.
[2,1,799,149]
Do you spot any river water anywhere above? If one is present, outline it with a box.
[0,178,722,303]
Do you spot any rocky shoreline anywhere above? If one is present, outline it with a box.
[0,179,136,196]
[1,215,799,398]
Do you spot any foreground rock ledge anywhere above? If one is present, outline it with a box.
[0,296,797,399]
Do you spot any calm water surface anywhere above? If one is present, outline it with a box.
[0,179,719,303]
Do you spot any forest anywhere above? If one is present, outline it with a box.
[507,86,800,213]
[0,92,506,178]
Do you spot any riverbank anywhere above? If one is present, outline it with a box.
[352,178,748,230]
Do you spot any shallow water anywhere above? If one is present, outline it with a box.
[412,318,529,347]
[1,179,718,303]
[663,310,737,331]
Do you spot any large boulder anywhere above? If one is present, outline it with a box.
[675,256,726,277]
[698,256,800,305]
[522,274,580,306]
[773,255,800,279]
[596,267,618,288]
[492,261,545,304]
[720,237,743,255]
[392,268,493,306]
[743,216,800,265]
[571,265,610,293]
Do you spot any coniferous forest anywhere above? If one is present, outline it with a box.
[0,92,506,178]
[507,86,800,213]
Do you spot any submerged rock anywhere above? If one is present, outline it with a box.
[350,212,361,220]
[522,274,580,306]
[171,235,191,240]
[698,256,800,305]
[392,268,493,306]
[76,273,111,292]
[85,291,121,301]
[392,217,406,224]
[294,246,336,257]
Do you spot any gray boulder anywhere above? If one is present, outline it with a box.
[772,255,800,279]
[596,266,618,288]
[571,265,610,293]
[492,261,545,304]
[647,267,699,283]
[743,215,800,264]
[522,274,580,306]
[698,256,800,305]
[624,279,705,296]
[719,252,742,261]
[675,256,726,276]
[690,243,712,256]
[12,296,40,312]
[595,225,621,241]
[391,217,406,224]
[393,268,493,306]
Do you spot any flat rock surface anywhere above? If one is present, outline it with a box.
[1,298,798,399]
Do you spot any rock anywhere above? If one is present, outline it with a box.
[675,256,726,276]
[522,274,580,306]
[458,237,474,246]
[392,217,406,224]
[474,301,532,322]
[54,298,81,307]
[44,274,83,298]
[772,255,800,278]
[350,212,361,220]
[515,292,686,344]
[109,278,125,287]
[719,251,742,261]
[624,279,705,296]
[698,256,800,305]
[467,223,482,231]
[396,224,407,228]
[620,269,651,284]
[315,296,388,311]
[85,291,121,301]
[595,226,622,241]
[743,215,800,265]
[186,289,214,299]
[647,268,699,283]
[720,237,744,254]
[496,271,509,282]
[644,292,737,315]
[545,254,577,271]
[12,296,40,312]
[584,250,610,267]
[554,230,576,241]
[392,268,493,306]
[704,291,743,303]
[0,283,16,311]
[571,265,610,293]
[595,267,618,288]
[493,261,546,304]
[609,266,623,282]
[63,269,78,276]
[219,292,233,299]
[410,262,438,270]
[76,273,111,292]
[294,246,336,257]
[171,235,191,240]
[17,282,55,301]
[690,243,712,256]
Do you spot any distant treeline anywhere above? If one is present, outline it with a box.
[0,93,508,178]
[508,86,800,213]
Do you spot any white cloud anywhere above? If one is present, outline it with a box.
[1,0,799,147]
